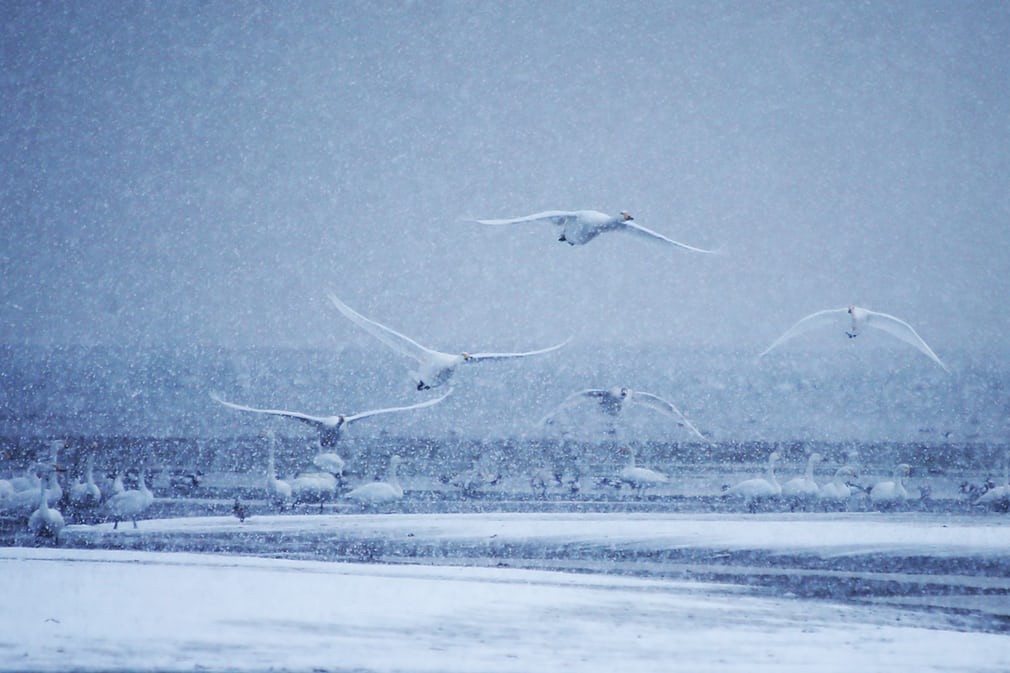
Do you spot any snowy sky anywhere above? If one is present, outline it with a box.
[3,1,1009,356]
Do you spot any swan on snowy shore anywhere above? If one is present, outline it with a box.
[329,293,569,391]
[617,446,669,493]
[105,468,155,529]
[870,464,911,508]
[724,451,781,510]
[345,455,404,506]
[469,210,716,252]
[780,453,822,501]
[28,471,65,543]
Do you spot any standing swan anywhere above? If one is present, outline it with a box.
[345,455,404,506]
[780,453,822,501]
[28,472,65,543]
[818,466,857,506]
[975,457,1010,510]
[617,446,669,493]
[105,468,155,529]
[869,464,911,508]
[261,430,293,510]
[724,451,782,510]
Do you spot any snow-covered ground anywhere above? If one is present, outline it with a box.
[2,511,1008,672]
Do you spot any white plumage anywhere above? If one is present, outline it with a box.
[818,466,857,503]
[329,293,569,391]
[780,453,822,499]
[345,455,404,506]
[540,387,705,441]
[470,209,716,252]
[261,430,292,510]
[759,305,949,372]
[870,464,911,507]
[28,477,65,542]
[105,470,155,529]
[618,446,669,492]
[212,387,451,447]
[70,454,102,507]
[725,451,782,503]
[974,457,1010,508]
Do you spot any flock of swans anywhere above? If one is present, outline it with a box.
[0,208,993,543]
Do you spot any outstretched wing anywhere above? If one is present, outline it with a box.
[468,336,571,362]
[210,392,337,429]
[863,310,950,373]
[538,388,608,425]
[758,308,849,358]
[345,388,453,424]
[632,392,707,441]
[328,293,438,363]
[472,211,578,227]
[622,221,717,254]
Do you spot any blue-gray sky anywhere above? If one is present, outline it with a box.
[3,0,1009,359]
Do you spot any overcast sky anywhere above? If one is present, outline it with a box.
[3,1,1009,360]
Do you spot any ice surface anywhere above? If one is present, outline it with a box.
[2,544,1009,673]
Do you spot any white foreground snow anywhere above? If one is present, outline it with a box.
[1,546,1008,673]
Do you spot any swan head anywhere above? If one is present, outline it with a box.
[809,453,823,463]
[619,211,633,221]
[768,451,781,463]
[461,352,472,361]
[610,387,630,399]
[896,463,911,477]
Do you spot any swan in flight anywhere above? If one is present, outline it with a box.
[470,210,716,252]
[759,305,949,372]
[540,387,705,441]
[211,388,451,447]
[329,293,570,390]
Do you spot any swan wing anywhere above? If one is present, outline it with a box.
[538,388,608,425]
[210,392,336,429]
[345,388,452,424]
[863,310,950,373]
[758,308,849,358]
[633,392,707,441]
[328,293,438,363]
[472,211,580,227]
[622,221,717,253]
[468,336,571,362]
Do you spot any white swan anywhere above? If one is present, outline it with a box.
[869,464,911,507]
[329,293,570,390]
[105,469,155,529]
[470,210,716,252]
[975,457,1010,509]
[345,455,404,505]
[9,440,62,493]
[261,430,293,510]
[540,387,705,441]
[70,454,102,507]
[212,387,451,446]
[759,305,949,372]
[618,446,669,492]
[780,453,822,499]
[28,476,65,542]
[818,466,857,503]
[724,451,782,505]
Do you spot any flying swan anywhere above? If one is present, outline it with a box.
[540,387,705,441]
[758,305,949,372]
[469,210,716,252]
[329,293,570,390]
[211,388,452,447]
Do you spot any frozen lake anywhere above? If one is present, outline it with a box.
[2,504,1009,672]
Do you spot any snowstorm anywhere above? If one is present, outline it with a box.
[2,2,1009,671]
